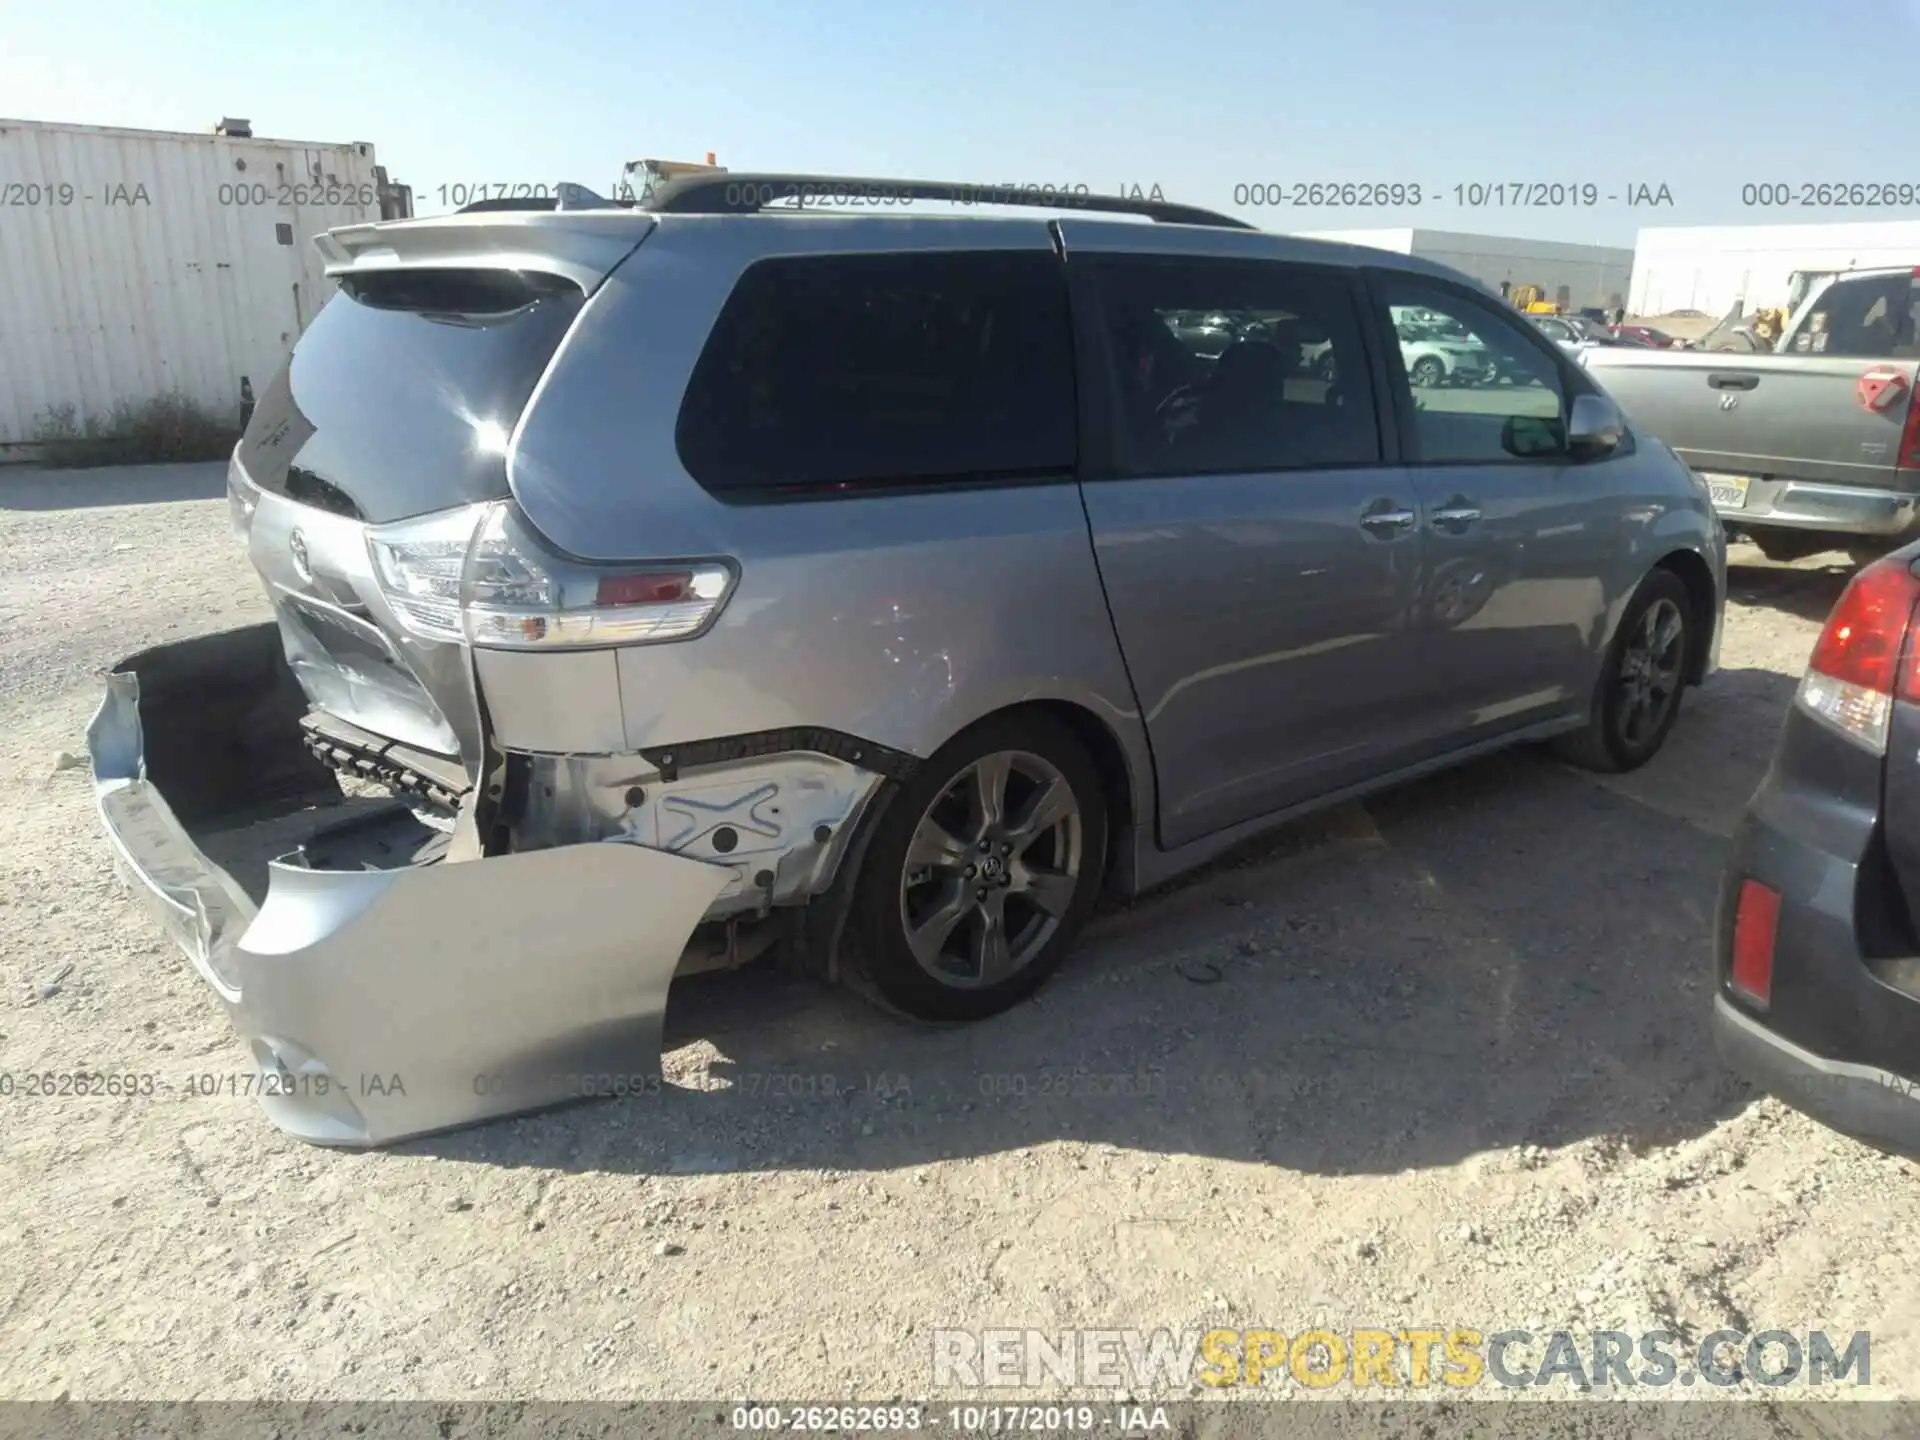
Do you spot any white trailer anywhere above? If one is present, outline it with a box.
[1630,220,1920,320]
[0,117,407,453]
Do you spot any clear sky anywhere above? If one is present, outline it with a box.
[3,0,1917,245]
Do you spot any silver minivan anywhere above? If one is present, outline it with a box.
[90,174,1726,1145]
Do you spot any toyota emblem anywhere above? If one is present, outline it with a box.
[288,528,312,583]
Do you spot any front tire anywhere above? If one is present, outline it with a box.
[847,714,1108,1021]
[1554,569,1694,774]
[1409,355,1446,388]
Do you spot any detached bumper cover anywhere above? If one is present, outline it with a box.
[89,625,727,1147]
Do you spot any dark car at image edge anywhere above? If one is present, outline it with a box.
[1717,544,1920,1153]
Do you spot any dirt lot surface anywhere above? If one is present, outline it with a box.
[2,464,1915,1414]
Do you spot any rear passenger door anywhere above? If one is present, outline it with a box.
[1068,243,1429,850]
[1367,272,1618,744]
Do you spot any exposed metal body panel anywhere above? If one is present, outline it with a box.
[0,118,389,450]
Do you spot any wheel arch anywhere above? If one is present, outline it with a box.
[1652,545,1718,685]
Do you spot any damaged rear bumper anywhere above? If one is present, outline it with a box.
[88,624,727,1147]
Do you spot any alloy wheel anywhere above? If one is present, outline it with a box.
[898,750,1084,989]
[1615,596,1686,749]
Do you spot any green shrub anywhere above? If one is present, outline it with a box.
[30,394,240,468]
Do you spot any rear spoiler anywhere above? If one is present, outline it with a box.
[313,209,654,293]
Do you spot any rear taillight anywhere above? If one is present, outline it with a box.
[1729,878,1781,1008]
[368,502,734,650]
[367,507,474,641]
[1900,382,1920,472]
[1795,554,1920,753]
[227,452,259,538]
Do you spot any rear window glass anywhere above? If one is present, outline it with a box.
[675,250,1076,494]
[237,270,584,523]
[1793,272,1920,358]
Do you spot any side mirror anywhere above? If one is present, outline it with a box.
[1567,393,1625,460]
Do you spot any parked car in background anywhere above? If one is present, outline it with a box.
[1612,324,1677,349]
[1529,314,1594,353]
[1716,546,1920,1157]
[87,174,1726,1147]
[1391,305,1500,386]
[1583,265,1920,563]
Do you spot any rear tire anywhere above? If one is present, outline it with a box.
[846,713,1108,1022]
[1554,569,1694,774]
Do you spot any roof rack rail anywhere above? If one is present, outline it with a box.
[640,171,1256,230]
[455,183,635,215]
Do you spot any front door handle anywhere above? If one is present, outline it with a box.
[1358,500,1417,539]
[1430,499,1482,532]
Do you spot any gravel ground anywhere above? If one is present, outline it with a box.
[2,463,1916,1413]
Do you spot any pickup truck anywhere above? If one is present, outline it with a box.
[1581,266,1920,562]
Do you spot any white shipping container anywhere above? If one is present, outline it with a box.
[0,118,396,452]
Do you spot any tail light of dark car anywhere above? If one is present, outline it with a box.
[1900,379,1920,473]
[1796,553,1920,754]
[1729,878,1782,1008]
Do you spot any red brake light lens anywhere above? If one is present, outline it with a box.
[596,572,695,607]
[1900,383,1920,472]
[1729,879,1780,1008]
[1795,555,1920,752]
[1808,556,1920,694]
